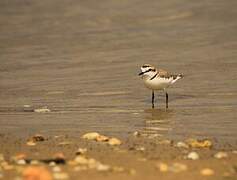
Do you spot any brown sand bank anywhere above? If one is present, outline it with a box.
[0,133,237,180]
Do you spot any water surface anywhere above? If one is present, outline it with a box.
[0,0,237,145]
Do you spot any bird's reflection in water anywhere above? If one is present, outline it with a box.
[139,109,174,137]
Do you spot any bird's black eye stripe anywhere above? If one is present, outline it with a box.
[143,69,152,73]
[142,65,150,68]
[148,68,156,72]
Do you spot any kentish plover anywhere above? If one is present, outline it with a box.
[138,64,183,108]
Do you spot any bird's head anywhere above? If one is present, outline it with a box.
[138,64,157,78]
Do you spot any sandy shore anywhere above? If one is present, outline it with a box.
[0,133,236,180]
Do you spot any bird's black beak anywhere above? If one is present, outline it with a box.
[138,72,144,76]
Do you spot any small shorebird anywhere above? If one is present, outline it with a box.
[138,64,183,108]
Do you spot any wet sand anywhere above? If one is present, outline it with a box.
[0,0,237,179]
[0,133,237,180]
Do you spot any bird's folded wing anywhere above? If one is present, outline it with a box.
[158,69,170,78]
[158,69,179,79]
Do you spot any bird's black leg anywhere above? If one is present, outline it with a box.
[165,92,168,109]
[152,90,155,108]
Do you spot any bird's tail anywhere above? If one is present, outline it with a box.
[171,74,184,84]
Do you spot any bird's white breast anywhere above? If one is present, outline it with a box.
[143,77,173,90]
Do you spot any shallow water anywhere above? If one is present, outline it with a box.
[0,0,237,145]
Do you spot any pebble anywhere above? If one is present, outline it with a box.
[17,159,26,165]
[82,132,122,145]
[26,140,36,146]
[23,105,33,112]
[53,172,69,179]
[76,148,87,155]
[157,162,187,173]
[200,168,214,176]
[52,166,61,172]
[81,132,100,140]
[214,151,228,159]
[88,160,99,169]
[135,146,145,151]
[133,131,141,136]
[54,135,63,139]
[176,141,189,148]
[187,152,199,160]
[67,160,78,166]
[58,141,72,146]
[96,135,109,142]
[74,156,90,165]
[132,113,140,115]
[30,160,39,165]
[74,156,98,168]
[72,155,113,172]
[54,153,65,159]
[34,107,51,113]
[187,139,212,148]
[232,150,237,154]
[49,162,56,167]
[96,163,111,171]
[31,134,46,142]
[107,138,122,146]
[22,166,52,180]
[157,163,168,172]
[158,139,173,145]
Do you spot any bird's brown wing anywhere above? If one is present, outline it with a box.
[158,69,180,79]
[158,69,171,78]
